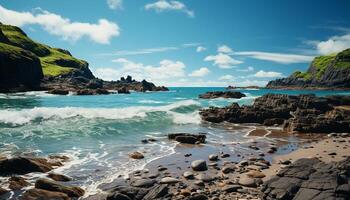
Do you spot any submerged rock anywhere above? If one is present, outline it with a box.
[129,152,144,159]
[47,173,72,182]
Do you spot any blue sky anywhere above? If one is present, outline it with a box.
[1,0,350,86]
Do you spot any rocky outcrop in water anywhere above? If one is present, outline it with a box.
[200,94,350,133]
[199,91,246,99]
[266,49,350,89]
[168,133,206,144]
[261,157,350,200]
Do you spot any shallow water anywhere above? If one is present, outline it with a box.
[0,87,349,196]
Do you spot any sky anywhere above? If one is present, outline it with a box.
[0,0,350,87]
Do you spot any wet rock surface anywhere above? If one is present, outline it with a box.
[200,94,350,133]
[261,157,350,200]
[0,156,56,175]
[199,91,246,99]
[168,133,206,144]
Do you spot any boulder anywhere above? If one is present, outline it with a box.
[8,176,30,190]
[48,89,69,95]
[191,160,208,171]
[168,133,206,144]
[20,188,69,200]
[0,157,54,175]
[35,178,84,197]
[48,173,72,182]
[129,152,144,159]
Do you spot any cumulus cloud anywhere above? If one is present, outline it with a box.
[204,53,243,69]
[107,0,123,10]
[233,51,314,64]
[218,75,234,80]
[189,67,210,77]
[145,0,194,17]
[94,58,186,85]
[196,46,206,52]
[0,5,119,44]
[315,33,350,55]
[218,45,233,53]
[254,70,284,78]
[236,66,254,72]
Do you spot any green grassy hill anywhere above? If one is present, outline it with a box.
[0,23,89,77]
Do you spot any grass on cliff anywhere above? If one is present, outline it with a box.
[312,54,337,79]
[0,24,50,57]
[293,71,312,81]
[1,24,87,77]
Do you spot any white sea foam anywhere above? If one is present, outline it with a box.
[138,100,163,104]
[0,100,201,125]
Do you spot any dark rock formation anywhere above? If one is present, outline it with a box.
[35,178,85,197]
[199,91,246,99]
[261,157,350,200]
[48,173,72,182]
[0,157,56,175]
[267,48,350,89]
[0,42,43,92]
[76,88,110,95]
[200,94,350,133]
[8,176,30,190]
[168,133,206,144]
[20,188,69,200]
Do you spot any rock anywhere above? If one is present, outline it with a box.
[221,166,235,174]
[195,173,214,182]
[183,171,194,179]
[76,88,110,95]
[238,177,258,187]
[200,93,350,134]
[118,87,130,94]
[35,178,84,197]
[87,79,103,89]
[0,157,54,175]
[191,160,208,171]
[107,192,132,200]
[194,180,205,186]
[129,152,144,159]
[221,185,242,193]
[0,187,9,196]
[168,133,206,144]
[180,189,191,196]
[199,91,246,99]
[208,154,218,161]
[48,173,72,182]
[48,89,69,95]
[142,184,168,199]
[20,188,69,200]
[188,194,208,200]
[279,160,292,165]
[160,177,179,184]
[8,176,30,190]
[131,179,155,188]
[261,157,350,200]
[246,170,266,178]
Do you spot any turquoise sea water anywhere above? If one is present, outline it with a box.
[1,87,349,195]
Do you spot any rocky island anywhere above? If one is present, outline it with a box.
[267,49,350,90]
[0,23,168,94]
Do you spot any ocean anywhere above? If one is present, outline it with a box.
[1,87,349,196]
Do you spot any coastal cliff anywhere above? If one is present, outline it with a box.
[0,23,168,93]
[266,49,350,89]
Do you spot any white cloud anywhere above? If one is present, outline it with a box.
[254,70,284,78]
[233,51,314,64]
[145,0,194,17]
[316,34,350,55]
[94,58,186,85]
[107,0,123,10]
[204,53,243,69]
[196,46,206,52]
[218,45,233,53]
[105,47,178,56]
[237,66,254,72]
[189,67,210,77]
[0,5,119,44]
[218,75,234,80]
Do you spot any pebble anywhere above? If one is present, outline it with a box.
[191,160,208,171]
[160,177,179,184]
[208,154,219,161]
[183,171,194,179]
